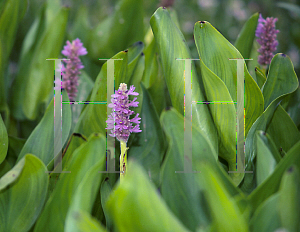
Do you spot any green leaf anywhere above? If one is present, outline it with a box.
[256,131,278,186]
[34,133,106,232]
[11,6,69,120]
[150,7,218,154]
[88,0,144,60]
[100,178,113,230]
[65,211,106,232]
[160,108,230,231]
[17,91,71,167]
[0,0,27,110]
[234,12,259,61]
[266,105,300,153]
[277,2,300,19]
[250,193,281,232]
[262,54,299,109]
[245,54,299,167]
[248,140,300,212]
[198,59,241,184]
[195,163,249,232]
[128,83,165,186]
[65,154,106,232]
[106,160,190,232]
[0,154,48,232]
[286,87,300,127]
[0,114,8,164]
[279,165,300,232]
[194,21,263,138]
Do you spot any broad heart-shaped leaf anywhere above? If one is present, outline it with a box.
[198,59,242,184]
[106,160,190,232]
[160,108,244,231]
[195,163,249,232]
[256,131,279,186]
[88,0,144,60]
[234,13,259,61]
[150,7,218,154]
[279,165,300,232]
[0,0,27,111]
[127,83,165,187]
[65,154,106,232]
[100,178,113,231]
[266,105,300,153]
[248,140,300,212]
[74,50,128,138]
[17,90,71,167]
[0,154,48,232]
[249,193,281,232]
[34,133,106,232]
[194,21,263,138]
[245,54,299,167]
[11,6,69,120]
[0,114,8,164]
[262,54,299,109]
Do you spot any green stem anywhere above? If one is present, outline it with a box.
[120,140,128,180]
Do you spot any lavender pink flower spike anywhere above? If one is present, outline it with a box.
[255,14,280,66]
[106,83,142,142]
[61,38,87,101]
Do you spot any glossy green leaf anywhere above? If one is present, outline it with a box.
[194,20,263,138]
[17,91,71,166]
[0,160,11,178]
[279,165,300,232]
[262,54,299,109]
[250,193,281,232]
[160,108,241,231]
[106,160,190,232]
[150,7,218,154]
[248,140,300,212]
[245,54,299,167]
[256,131,278,186]
[195,163,249,232]
[0,154,48,232]
[128,84,165,186]
[234,12,259,60]
[11,6,69,120]
[89,0,144,60]
[286,87,300,127]
[0,114,8,164]
[65,154,106,232]
[198,59,240,183]
[34,133,106,232]
[266,105,300,153]
[0,0,27,111]
[100,178,113,230]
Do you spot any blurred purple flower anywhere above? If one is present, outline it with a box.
[61,38,87,101]
[255,14,280,66]
[106,83,142,142]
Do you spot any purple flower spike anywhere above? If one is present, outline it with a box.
[255,14,280,66]
[106,83,142,142]
[61,38,87,101]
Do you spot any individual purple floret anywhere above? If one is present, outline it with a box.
[61,38,87,101]
[106,83,142,142]
[255,14,280,66]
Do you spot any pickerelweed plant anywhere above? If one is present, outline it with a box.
[106,83,142,179]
